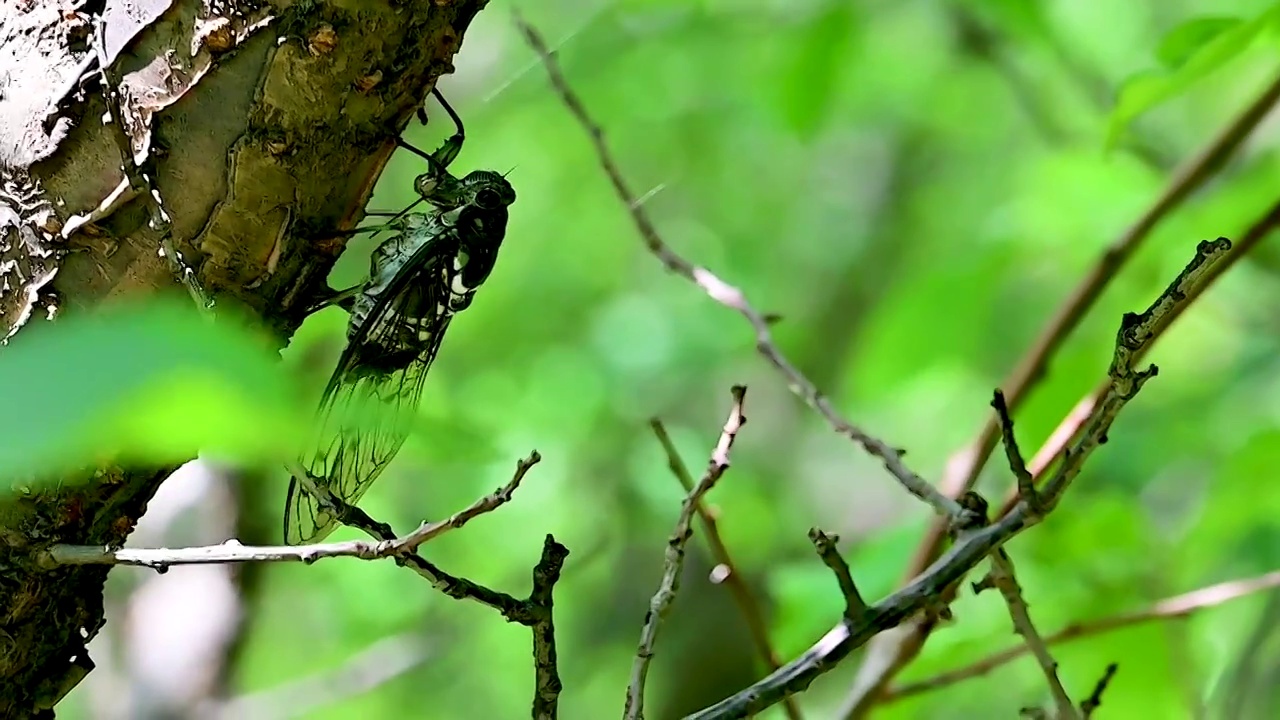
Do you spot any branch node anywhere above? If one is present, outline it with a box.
[991,389,1043,516]
[1080,662,1119,719]
[809,528,868,619]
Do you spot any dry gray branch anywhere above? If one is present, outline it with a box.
[327,496,569,718]
[884,568,1280,702]
[857,67,1280,719]
[809,529,869,620]
[512,12,963,522]
[1080,663,1119,719]
[982,391,1074,716]
[976,554,1078,719]
[650,419,804,720]
[41,452,540,569]
[625,387,749,720]
[680,240,1230,718]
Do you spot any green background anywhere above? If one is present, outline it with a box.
[24,0,1280,717]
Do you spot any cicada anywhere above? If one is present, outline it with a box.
[284,91,516,544]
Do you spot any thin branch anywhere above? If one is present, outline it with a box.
[885,568,1280,702]
[995,196,1280,518]
[960,491,1074,717]
[681,241,1230,719]
[976,552,1078,719]
[513,12,962,522]
[867,75,1280,712]
[625,386,748,720]
[42,452,541,570]
[810,529,869,620]
[528,535,571,720]
[344,511,569,718]
[650,419,804,720]
[1038,239,1227,506]
[935,65,1280,508]
[1080,664,1119,719]
[991,389,1038,509]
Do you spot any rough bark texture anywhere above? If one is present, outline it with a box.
[0,0,488,714]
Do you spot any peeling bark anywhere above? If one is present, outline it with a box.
[0,0,489,714]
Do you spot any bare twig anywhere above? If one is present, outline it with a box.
[991,390,1038,509]
[858,69,1280,720]
[846,239,1233,715]
[680,241,1230,719]
[987,392,1074,714]
[810,529,869,619]
[885,569,1280,702]
[344,510,569,718]
[1039,239,1227,507]
[43,452,541,570]
[996,196,1280,519]
[513,12,962,522]
[976,553,1078,719]
[1080,663,1119,719]
[849,68,1280,717]
[528,535,570,720]
[651,420,804,720]
[934,65,1280,515]
[626,387,748,720]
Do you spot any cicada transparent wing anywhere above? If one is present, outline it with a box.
[285,217,458,545]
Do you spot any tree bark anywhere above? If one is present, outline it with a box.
[0,0,489,714]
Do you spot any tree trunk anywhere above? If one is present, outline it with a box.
[0,0,489,714]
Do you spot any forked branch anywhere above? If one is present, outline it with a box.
[514,12,963,522]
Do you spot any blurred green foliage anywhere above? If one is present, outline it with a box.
[0,298,304,483]
[37,0,1280,717]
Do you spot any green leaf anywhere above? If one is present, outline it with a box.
[1107,10,1278,148]
[1156,17,1244,69]
[959,0,1054,41]
[0,298,306,485]
[774,4,860,138]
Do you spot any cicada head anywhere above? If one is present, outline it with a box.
[459,170,516,210]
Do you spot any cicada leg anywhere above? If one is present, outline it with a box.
[284,463,397,544]
[305,284,361,314]
[400,88,468,208]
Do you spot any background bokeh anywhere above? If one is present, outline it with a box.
[45,0,1280,717]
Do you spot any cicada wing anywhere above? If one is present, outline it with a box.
[285,359,434,544]
[284,216,462,545]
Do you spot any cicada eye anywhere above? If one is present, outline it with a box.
[475,187,501,208]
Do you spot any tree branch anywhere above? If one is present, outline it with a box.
[626,386,748,720]
[680,240,1230,719]
[650,419,804,720]
[1080,663,1119,719]
[41,452,540,569]
[936,65,1280,513]
[513,12,963,522]
[338,500,570,718]
[858,66,1280,719]
[994,195,1280,519]
[975,553,1077,719]
[884,569,1280,702]
[810,529,869,621]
